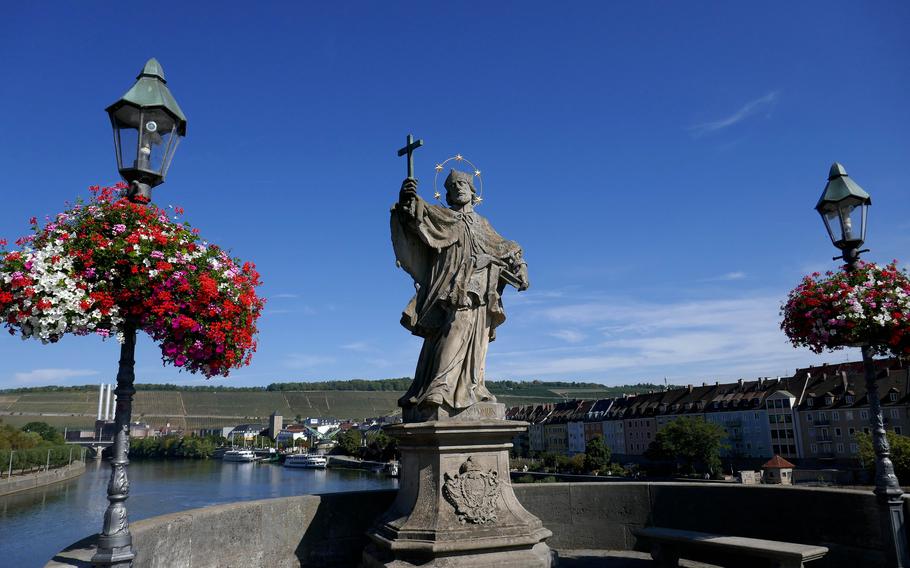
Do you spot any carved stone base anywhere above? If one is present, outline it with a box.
[364,405,552,567]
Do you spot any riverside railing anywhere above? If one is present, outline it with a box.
[1,446,86,479]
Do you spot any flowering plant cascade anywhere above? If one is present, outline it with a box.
[0,183,265,377]
[781,260,910,356]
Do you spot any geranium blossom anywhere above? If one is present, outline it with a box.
[781,261,910,356]
[0,183,265,377]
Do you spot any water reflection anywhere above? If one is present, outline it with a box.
[0,459,397,568]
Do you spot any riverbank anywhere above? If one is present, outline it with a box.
[0,461,85,497]
[1,457,398,567]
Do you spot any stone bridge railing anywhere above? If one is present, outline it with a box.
[48,482,893,567]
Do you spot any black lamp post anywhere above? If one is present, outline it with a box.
[815,162,909,568]
[92,58,186,568]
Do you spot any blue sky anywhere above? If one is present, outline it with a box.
[1,2,908,389]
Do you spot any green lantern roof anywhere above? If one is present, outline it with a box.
[815,162,870,212]
[106,58,187,135]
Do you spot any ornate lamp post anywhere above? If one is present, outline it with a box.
[92,58,186,568]
[815,162,909,568]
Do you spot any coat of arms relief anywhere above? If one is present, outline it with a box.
[442,456,500,524]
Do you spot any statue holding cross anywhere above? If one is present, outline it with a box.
[397,133,423,179]
[390,135,529,421]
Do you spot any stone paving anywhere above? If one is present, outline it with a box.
[558,550,719,567]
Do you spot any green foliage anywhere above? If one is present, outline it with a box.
[0,446,77,473]
[129,435,220,460]
[856,431,910,481]
[335,429,362,456]
[646,417,727,475]
[21,421,64,444]
[363,430,398,462]
[583,436,610,473]
[0,421,59,450]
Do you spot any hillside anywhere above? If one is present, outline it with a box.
[0,380,660,431]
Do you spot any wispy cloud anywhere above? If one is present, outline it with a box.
[270,293,300,299]
[489,294,843,383]
[549,329,587,343]
[262,306,316,316]
[14,368,99,384]
[283,354,335,370]
[341,341,373,352]
[690,91,780,137]
[700,271,747,282]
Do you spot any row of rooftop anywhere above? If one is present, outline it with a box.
[506,357,910,463]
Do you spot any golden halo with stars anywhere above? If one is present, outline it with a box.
[432,154,484,206]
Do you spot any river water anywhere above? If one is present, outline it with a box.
[0,459,398,568]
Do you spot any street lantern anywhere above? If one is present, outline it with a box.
[815,162,871,251]
[106,58,187,201]
[812,162,909,567]
[92,58,186,568]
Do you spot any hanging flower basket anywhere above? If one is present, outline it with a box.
[0,183,265,377]
[781,260,910,356]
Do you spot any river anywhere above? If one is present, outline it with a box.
[0,459,398,568]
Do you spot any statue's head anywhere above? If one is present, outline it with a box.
[444,169,476,207]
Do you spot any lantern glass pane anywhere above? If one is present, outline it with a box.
[822,210,839,245]
[138,109,179,177]
[116,122,140,171]
[832,198,867,245]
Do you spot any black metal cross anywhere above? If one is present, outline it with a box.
[397,133,423,179]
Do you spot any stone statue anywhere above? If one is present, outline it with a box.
[391,170,529,420]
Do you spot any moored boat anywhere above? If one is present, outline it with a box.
[283,453,327,469]
[222,449,256,462]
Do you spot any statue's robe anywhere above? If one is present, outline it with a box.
[391,196,523,412]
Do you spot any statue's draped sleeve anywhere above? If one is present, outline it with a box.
[391,196,524,339]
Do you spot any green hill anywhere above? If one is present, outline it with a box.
[0,380,660,431]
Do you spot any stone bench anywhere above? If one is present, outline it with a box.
[633,527,828,568]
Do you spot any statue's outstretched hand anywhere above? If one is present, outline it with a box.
[399,178,418,215]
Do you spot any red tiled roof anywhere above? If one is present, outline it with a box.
[762,455,796,469]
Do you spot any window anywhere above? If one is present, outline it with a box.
[833,411,839,421]
[846,395,855,405]
[808,399,814,408]
[807,414,813,422]
[837,443,844,453]
[890,392,898,402]
[835,427,842,437]
[846,411,854,420]
[896,427,904,435]
[891,409,901,419]
[848,427,856,436]
[825,396,834,406]
[808,427,816,438]
[818,412,827,421]
[811,444,818,453]
[850,443,859,453]
[861,410,869,420]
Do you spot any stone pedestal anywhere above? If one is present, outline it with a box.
[363,403,553,567]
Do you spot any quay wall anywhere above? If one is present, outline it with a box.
[49,482,896,568]
[0,461,85,497]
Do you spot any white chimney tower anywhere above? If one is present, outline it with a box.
[97,383,104,420]
[103,384,111,421]
[109,387,116,419]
